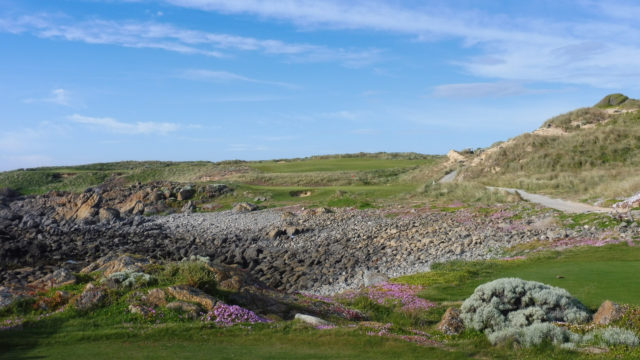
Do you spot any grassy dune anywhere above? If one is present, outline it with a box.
[464,104,640,201]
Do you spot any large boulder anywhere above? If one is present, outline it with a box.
[73,284,106,311]
[177,186,195,201]
[81,254,150,277]
[233,202,258,213]
[29,268,76,290]
[593,300,624,325]
[166,285,218,310]
[205,184,231,197]
[437,307,465,335]
[294,313,333,327]
[56,192,102,221]
[166,301,202,319]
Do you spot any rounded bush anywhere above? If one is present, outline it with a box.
[460,278,590,333]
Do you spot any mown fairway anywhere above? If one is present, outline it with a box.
[399,243,640,309]
[247,157,439,173]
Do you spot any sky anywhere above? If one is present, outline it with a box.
[1,0,640,171]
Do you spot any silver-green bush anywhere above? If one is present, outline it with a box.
[462,278,640,350]
[106,270,154,288]
[460,278,590,333]
[488,323,581,347]
[583,327,639,347]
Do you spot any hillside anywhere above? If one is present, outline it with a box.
[457,94,640,203]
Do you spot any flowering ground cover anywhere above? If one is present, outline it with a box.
[338,282,437,314]
[200,303,271,326]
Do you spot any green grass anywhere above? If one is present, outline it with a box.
[0,321,473,360]
[0,161,238,195]
[0,155,445,202]
[201,183,420,210]
[0,310,613,360]
[396,243,640,309]
[247,157,440,173]
[558,212,625,229]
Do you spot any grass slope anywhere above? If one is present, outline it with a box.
[464,98,640,201]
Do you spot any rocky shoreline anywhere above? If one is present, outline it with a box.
[2,186,638,296]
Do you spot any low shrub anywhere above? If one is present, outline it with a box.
[488,323,580,347]
[583,327,639,347]
[462,278,640,350]
[460,278,590,333]
[106,271,155,288]
[177,261,217,295]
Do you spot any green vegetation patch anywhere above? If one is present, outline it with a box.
[595,93,630,108]
[248,157,440,173]
[395,243,640,309]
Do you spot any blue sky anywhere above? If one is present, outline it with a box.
[2,0,640,171]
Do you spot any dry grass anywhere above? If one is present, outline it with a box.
[465,110,640,201]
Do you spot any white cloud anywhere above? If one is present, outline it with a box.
[433,82,530,98]
[24,88,72,106]
[69,114,180,134]
[160,0,640,88]
[0,13,380,66]
[181,69,298,88]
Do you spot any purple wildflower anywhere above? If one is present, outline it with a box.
[200,303,271,326]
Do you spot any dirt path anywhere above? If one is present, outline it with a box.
[436,169,612,214]
[488,187,611,214]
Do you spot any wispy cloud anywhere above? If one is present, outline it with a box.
[160,0,640,88]
[0,13,380,66]
[24,88,72,106]
[180,69,298,88]
[433,82,531,98]
[69,114,180,134]
[580,0,640,20]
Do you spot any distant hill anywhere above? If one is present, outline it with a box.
[0,153,444,195]
[455,94,640,203]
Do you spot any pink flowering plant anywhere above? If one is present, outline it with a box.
[339,282,436,314]
[200,303,271,327]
